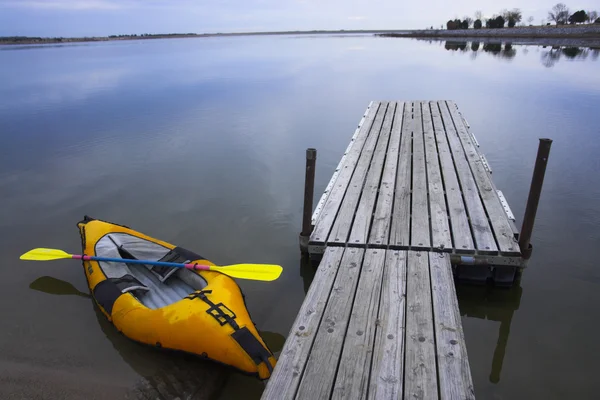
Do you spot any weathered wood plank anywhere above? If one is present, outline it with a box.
[429,103,474,253]
[369,102,404,247]
[295,249,365,399]
[313,102,374,225]
[438,102,498,254]
[429,252,475,400]
[390,102,413,248]
[261,247,345,400]
[328,103,388,244]
[369,250,407,400]
[349,103,395,245]
[404,251,438,400]
[446,101,520,256]
[331,249,386,400]
[311,103,381,244]
[422,102,452,251]
[411,102,431,249]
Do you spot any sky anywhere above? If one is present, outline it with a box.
[0,0,598,37]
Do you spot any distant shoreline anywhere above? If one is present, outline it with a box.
[0,30,389,45]
[380,24,600,45]
[2,25,600,46]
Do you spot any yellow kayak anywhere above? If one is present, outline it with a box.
[77,216,276,379]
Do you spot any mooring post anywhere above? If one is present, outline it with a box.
[519,138,552,259]
[300,148,317,253]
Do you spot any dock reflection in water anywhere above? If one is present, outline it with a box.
[456,283,522,384]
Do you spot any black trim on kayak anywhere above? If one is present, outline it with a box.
[231,327,275,374]
[173,246,204,262]
[92,279,123,315]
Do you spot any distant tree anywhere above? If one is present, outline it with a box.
[474,10,484,21]
[447,20,458,30]
[589,11,598,22]
[490,15,506,28]
[461,19,469,29]
[474,19,483,29]
[508,17,516,27]
[471,41,480,51]
[503,8,523,24]
[527,16,535,25]
[463,17,473,28]
[569,10,588,24]
[549,3,570,25]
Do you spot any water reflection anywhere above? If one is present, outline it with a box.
[439,39,599,67]
[457,283,522,384]
[29,275,284,399]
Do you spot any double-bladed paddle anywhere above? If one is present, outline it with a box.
[20,248,282,282]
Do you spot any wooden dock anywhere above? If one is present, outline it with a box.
[263,101,530,399]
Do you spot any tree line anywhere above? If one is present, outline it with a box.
[445,4,599,30]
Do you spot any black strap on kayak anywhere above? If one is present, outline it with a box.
[185,290,273,372]
[186,290,240,330]
[231,327,274,374]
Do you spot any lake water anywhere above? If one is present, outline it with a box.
[1,35,599,399]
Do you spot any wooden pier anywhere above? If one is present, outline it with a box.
[264,101,533,399]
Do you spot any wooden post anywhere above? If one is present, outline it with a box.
[519,138,552,259]
[300,148,317,253]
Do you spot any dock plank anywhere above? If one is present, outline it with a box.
[422,102,452,251]
[369,102,404,247]
[438,101,498,254]
[429,103,474,253]
[261,247,345,400]
[331,249,386,400]
[390,103,414,248]
[429,252,475,400]
[311,103,380,244]
[369,251,407,400]
[411,102,431,249]
[446,101,520,256]
[348,103,394,246]
[295,249,365,399]
[404,251,438,400]
[328,103,388,244]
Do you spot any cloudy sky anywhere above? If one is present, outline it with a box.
[0,0,597,37]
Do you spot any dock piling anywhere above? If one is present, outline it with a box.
[519,138,552,259]
[300,148,317,253]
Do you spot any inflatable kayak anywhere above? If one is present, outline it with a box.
[77,216,276,379]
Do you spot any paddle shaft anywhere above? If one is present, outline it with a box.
[73,255,212,272]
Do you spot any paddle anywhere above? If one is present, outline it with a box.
[20,248,282,282]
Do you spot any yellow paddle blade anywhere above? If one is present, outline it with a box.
[212,264,283,282]
[20,248,73,261]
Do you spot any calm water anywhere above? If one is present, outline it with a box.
[1,35,599,399]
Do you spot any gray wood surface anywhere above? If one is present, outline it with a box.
[429,103,474,253]
[446,101,520,256]
[429,252,475,400]
[369,251,407,400]
[349,102,395,246]
[261,247,345,400]
[295,249,365,399]
[369,102,404,247]
[311,103,380,244]
[328,103,388,244]
[422,102,452,251]
[410,102,431,249]
[438,102,498,254]
[313,102,374,225]
[404,251,438,400]
[331,249,386,400]
[390,102,414,248]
